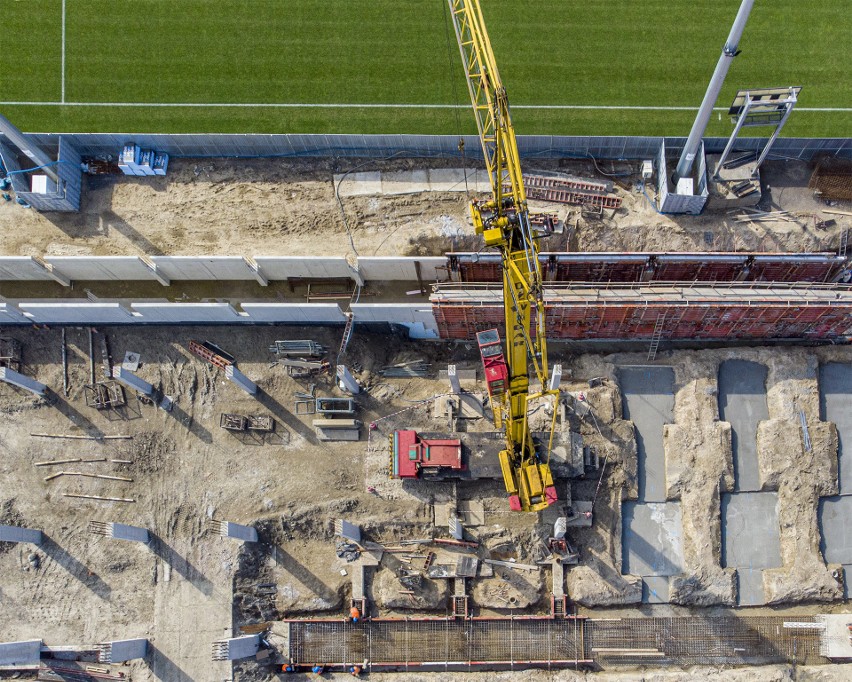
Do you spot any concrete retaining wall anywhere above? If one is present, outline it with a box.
[350,302,439,339]
[0,255,447,286]
[0,257,56,281]
[148,257,257,280]
[44,256,158,281]
[253,257,358,281]
[239,303,346,323]
[18,302,134,324]
[0,303,29,324]
[358,257,446,282]
[130,302,240,323]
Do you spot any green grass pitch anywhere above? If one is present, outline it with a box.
[0,0,849,137]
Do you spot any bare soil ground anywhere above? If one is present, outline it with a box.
[0,158,848,259]
[0,324,849,680]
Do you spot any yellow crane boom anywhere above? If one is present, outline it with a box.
[448,0,559,512]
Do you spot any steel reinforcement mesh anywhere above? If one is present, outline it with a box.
[289,618,586,668]
[288,616,824,669]
[585,616,823,666]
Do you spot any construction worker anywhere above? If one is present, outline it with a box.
[311,663,326,675]
[281,663,295,673]
[349,605,361,622]
[349,664,362,677]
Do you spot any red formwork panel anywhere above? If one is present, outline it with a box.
[458,262,501,282]
[654,261,745,282]
[748,262,842,283]
[450,253,844,285]
[554,261,646,282]
[433,300,852,341]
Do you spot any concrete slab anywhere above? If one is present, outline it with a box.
[622,501,684,577]
[819,496,852,582]
[382,170,430,195]
[618,366,675,502]
[333,171,382,197]
[820,363,852,494]
[736,568,766,607]
[427,168,471,192]
[722,492,781,570]
[718,360,769,492]
[642,576,671,604]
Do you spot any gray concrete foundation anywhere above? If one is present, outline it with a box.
[622,502,684,580]
[721,492,781,606]
[819,496,852,599]
[820,363,852,493]
[618,366,675,502]
[718,360,768,491]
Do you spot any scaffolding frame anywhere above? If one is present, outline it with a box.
[715,86,802,180]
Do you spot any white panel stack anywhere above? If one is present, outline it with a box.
[153,153,169,175]
[118,144,141,176]
[138,149,156,176]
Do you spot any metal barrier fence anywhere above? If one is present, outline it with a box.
[8,133,851,161]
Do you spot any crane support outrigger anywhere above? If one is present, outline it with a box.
[448,0,560,512]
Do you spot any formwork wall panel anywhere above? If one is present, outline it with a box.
[432,296,852,341]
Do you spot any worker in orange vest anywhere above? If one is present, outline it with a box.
[349,605,361,622]
[349,664,362,676]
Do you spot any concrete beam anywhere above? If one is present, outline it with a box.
[211,634,260,662]
[335,519,361,544]
[0,524,42,544]
[33,258,71,286]
[213,521,258,543]
[449,516,464,541]
[112,366,154,397]
[0,367,47,396]
[224,365,257,395]
[448,365,461,394]
[97,638,148,663]
[336,365,360,394]
[549,364,563,392]
[141,257,171,286]
[245,258,269,287]
[90,521,149,543]
[0,639,42,666]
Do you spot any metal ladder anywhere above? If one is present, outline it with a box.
[551,595,568,618]
[647,313,666,361]
[338,311,355,361]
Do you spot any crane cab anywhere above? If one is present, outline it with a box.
[476,329,509,399]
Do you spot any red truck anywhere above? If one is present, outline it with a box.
[476,329,509,399]
[390,430,463,479]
